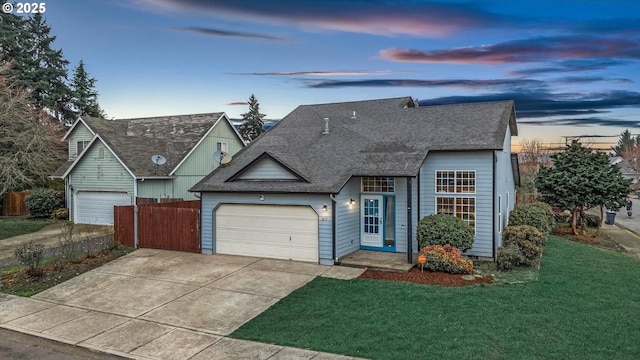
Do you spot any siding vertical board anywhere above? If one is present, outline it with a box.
[71,142,135,197]
[200,193,333,264]
[335,177,361,258]
[419,151,494,257]
[137,179,173,200]
[237,158,299,180]
[67,123,93,160]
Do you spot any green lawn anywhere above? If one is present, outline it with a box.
[0,218,52,240]
[231,237,640,360]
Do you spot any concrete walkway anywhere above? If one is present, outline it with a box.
[600,198,640,260]
[0,249,366,360]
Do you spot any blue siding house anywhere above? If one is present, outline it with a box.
[191,97,519,264]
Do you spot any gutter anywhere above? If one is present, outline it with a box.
[492,151,496,259]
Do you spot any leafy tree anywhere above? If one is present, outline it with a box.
[70,60,104,118]
[535,140,630,234]
[238,94,266,142]
[0,67,66,197]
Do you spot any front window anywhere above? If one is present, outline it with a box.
[436,170,475,193]
[435,170,476,230]
[362,177,395,193]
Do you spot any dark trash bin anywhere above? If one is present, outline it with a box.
[605,211,616,225]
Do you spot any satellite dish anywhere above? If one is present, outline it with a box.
[221,153,232,164]
[213,150,226,164]
[151,155,167,165]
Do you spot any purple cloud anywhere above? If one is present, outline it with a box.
[141,0,508,37]
[380,36,640,64]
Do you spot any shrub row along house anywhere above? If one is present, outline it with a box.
[52,96,519,264]
[52,113,244,225]
[190,97,519,264]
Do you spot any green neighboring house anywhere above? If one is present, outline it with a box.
[52,113,244,225]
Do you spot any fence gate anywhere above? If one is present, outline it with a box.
[113,200,200,253]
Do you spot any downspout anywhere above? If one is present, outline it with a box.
[133,177,139,248]
[407,177,413,264]
[330,194,337,264]
[492,151,497,260]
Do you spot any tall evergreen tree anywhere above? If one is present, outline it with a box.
[70,60,103,118]
[613,129,638,156]
[535,140,630,234]
[1,13,74,122]
[22,13,73,122]
[238,94,266,142]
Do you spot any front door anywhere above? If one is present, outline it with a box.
[361,195,383,247]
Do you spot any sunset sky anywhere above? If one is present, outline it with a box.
[40,0,640,150]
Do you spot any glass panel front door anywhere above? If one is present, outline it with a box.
[361,195,383,247]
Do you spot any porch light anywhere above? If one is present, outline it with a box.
[349,198,356,205]
[322,204,328,212]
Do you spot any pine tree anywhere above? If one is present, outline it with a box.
[70,60,104,118]
[613,129,637,156]
[535,140,629,234]
[238,94,266,142]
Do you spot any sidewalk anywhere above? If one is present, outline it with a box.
[598,198,640,260]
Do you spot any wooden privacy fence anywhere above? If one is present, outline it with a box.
[1,191,30,216]
[114,199,200,253]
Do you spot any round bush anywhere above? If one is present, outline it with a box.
[417,244,473,274]
[496,243,525,271]
[502,225,544,264]
[416,214,474,251]
[508,202,555,236]
[25,188,64,218]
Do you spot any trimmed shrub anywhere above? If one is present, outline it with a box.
[582,213,600,228]
[14,241,45,276]
[417,244,473,274]
[508,202,555,236]
[502,225,544,265]
[51,208,69,220]
[416,214,474,251]
[496,243,526,271]
[554,211,571,224]
[25,188,64,218]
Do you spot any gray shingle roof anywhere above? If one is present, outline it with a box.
[191,97,516,194]
[82,113,226,177]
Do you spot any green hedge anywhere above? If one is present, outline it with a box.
[25,188,64,218]
[508,202,555,236]
[497,225,544,271]
[416,214,474,251]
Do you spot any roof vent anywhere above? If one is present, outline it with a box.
[351,111,356,119]
[322,117,329,135]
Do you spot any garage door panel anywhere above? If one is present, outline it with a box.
[216,204,318,262]
[75,191,131,225]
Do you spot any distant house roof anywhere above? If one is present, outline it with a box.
[191,97,517,194]
[54,112,242,178]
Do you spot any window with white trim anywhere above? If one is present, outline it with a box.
[362,177,395,193]
[77,140,90,155]
[436,170,475,193]
[216,142,228,153]
[498,195,502,233]
[435,170,476,230]
[436,197,476,229]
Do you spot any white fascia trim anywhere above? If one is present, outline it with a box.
[62,134,136,180]
[62,117,96,141]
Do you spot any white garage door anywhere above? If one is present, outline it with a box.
[75,191,132,225]
[216,204,318,262]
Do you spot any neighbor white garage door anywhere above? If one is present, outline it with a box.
[75,191,132,225]
[215,204,318,262]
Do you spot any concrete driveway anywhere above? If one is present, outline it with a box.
[0,249,365,360]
